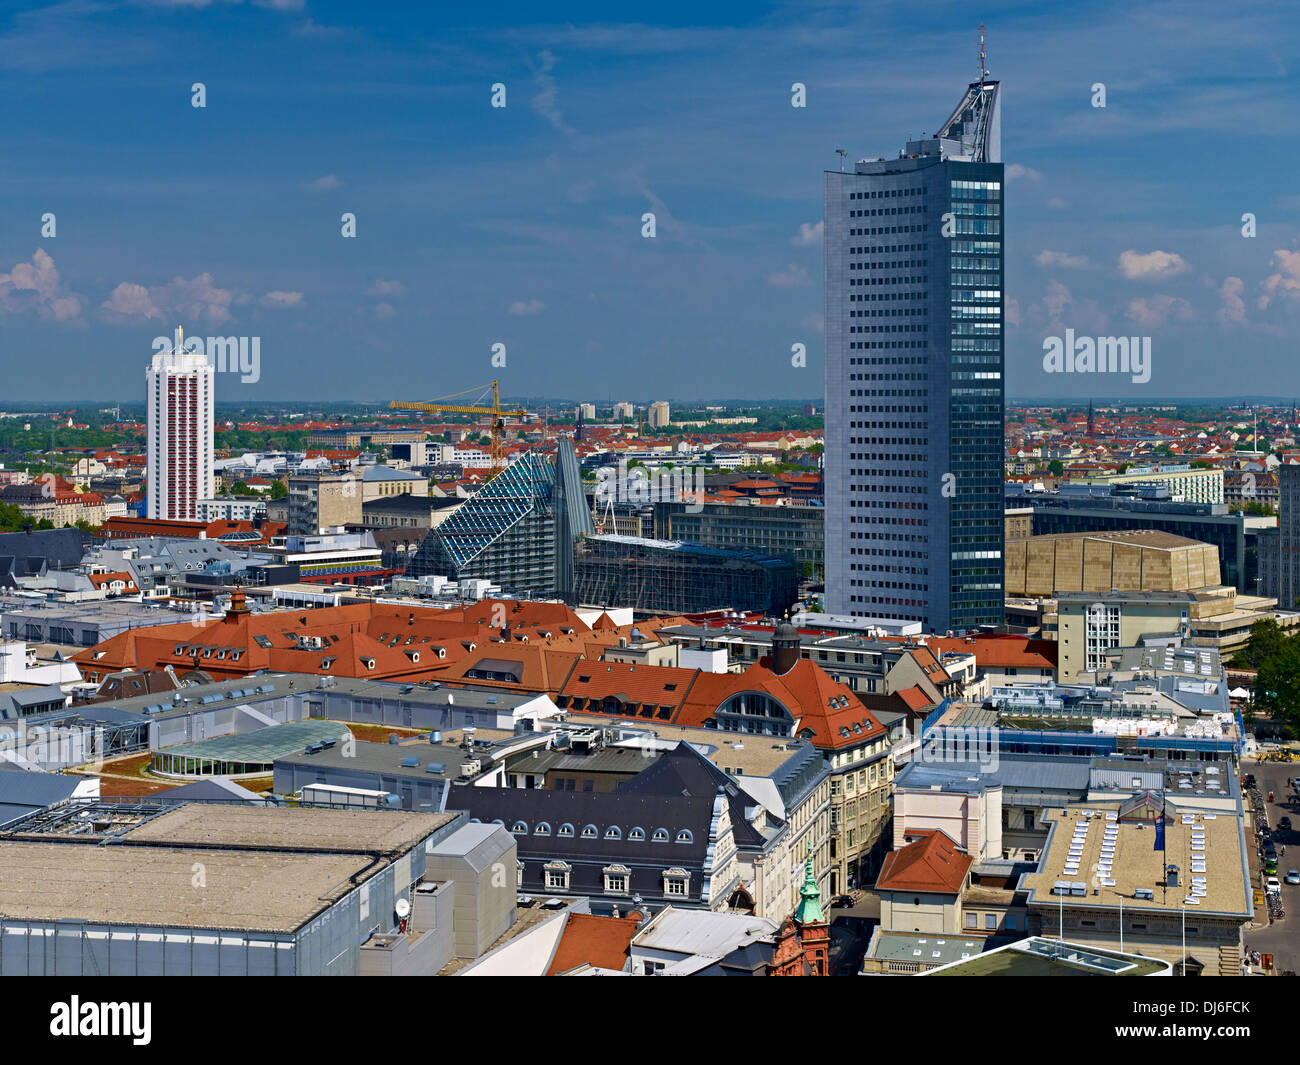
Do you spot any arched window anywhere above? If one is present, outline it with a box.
[534,822,550,836]
[652,828,669,843]
[581,824,598,839]
[675,830,693,844]
[558,823,574,837]
[628,827,645,841]
[605,826,621,840]
[511,820,528,834]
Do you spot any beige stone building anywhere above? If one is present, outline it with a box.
[1004,506,1034,542]
[1005,530,1221,598]
[288,470,361,535]
[1054,587,1295,681]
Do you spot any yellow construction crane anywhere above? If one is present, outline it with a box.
[390,381,526,479]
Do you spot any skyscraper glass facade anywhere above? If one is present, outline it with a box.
[824,79,1005,633]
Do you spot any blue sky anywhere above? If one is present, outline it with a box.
[1,0,1298,404]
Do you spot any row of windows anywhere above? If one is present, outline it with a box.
[849,204,925,217]
[850,187,923,199]
[966,911,1016,931]
[536,863,691,897]
[508,820,693,843]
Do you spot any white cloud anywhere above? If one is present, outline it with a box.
[374,303,396,320]
[792,221,823,247]
[102,272,235,324]
[1047,197,1067,209]
[1258,250,1300,309]
[1126,294,1193,327]
[101,282,158,320]
[293,18,343,37]
[531,50,576,139]
[1218,276,1246,324]
[261,290,303,309]
[508,299,547,316]
[368,279,406,297]
[306,174,341,191]
[768,263,810,288]
[1044,279,1072,323]
[1006,163,1043,182]
[0,249,83,321]
[1036,250,1089,269]
[1118,249,1190,281]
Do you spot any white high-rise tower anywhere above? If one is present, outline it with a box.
[146,326,214,520]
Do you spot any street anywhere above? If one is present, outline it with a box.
[827,891,881,975]
[1243,755,1300,974]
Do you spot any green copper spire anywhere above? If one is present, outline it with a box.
[793,841,824,925]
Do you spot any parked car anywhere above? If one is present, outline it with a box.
[831,895,854,908]
[1265,843,1278,859]
[1286,870,1300,885]
[1267,876,1283,894]
[1280,817,1292,832]
[1266,859,1279,875]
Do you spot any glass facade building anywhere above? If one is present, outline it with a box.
[405,442,593,598]
[824,79,1005,633]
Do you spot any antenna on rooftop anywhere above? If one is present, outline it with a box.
[979,23,987,89]
[836,148,847,172]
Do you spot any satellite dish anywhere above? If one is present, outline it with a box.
[394,898,411,919]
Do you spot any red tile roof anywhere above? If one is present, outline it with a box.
[561,661,696,714]
[875,831,971,895]
[926,633,1058,671]
[545,913,640,975]
[894,685,934,714]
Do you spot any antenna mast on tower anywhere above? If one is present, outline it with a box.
[979,23,987,89]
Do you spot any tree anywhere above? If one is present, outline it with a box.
[1237,618,1286,670]
[1048,460,1064,477]
[270,480,288,500]
[0,503,28,533]
[1256,638,1300,727]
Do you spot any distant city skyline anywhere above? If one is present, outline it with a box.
[2,1,1300,402]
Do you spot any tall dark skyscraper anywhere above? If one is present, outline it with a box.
[823,75,1005,633]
